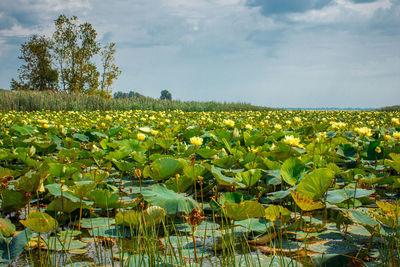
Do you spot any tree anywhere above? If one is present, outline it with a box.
[11,35,58,91]
[11,14,121,97]
[99,43,121,97]
[114,91,144,99]
[160,90,172,100]
[53,14,100,94]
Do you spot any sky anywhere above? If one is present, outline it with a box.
[0,0,399,108]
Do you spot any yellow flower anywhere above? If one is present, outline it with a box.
[375,146,382,153]
[223,119,235,127]
[394,131,400,140]
[317,132,327,139]
[331,122,347,129]
[43,123,50,129]
[137,133,146,141]
[283,135,301,147]
[294,117,301,123]
[274,124,282,130]
[190,136,203,146]
[151,130,158,136]
[355,127,372,137]
[245,124,253,131]
[105,115,112,122]
[391,118,400,125]
[384,135,391,141]
[37,119,48,124]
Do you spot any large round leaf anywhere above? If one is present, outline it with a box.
[281,157,306,186]
[264,205,291,222]
[236,169,262,187]
[296,168,335,200]
[291,190,324,212]
[141,184,199,214]
[224,200,265,221]
[143,157,183,181]
[20,212,58,233]
[0,218,16,237]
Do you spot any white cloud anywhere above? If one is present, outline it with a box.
[289,0,393,24]
[0,0,399,107]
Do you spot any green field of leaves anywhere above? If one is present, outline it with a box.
[0,110,400,266]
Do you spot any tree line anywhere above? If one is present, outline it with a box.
[11,15,121,98]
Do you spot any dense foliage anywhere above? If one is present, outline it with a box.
[1,110,400,266]
[380,105,400,112]
[0,90,271,112]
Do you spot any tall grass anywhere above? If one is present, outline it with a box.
[379,105,400,112]
[0,90,273,112]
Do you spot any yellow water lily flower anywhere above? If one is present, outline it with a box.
[283,135,301,147]
[190,136,203,146]
[137,133,146,141]
[223,119,235,127]
[355,127,372,137]
[105,115,112,122]
[245,124,253,131]
[394,131,400,140]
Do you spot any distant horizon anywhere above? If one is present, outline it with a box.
[1,0,399,108]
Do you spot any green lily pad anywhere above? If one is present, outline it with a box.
[89,225,131,238]
[141,184,199,215]
[236,169,262,188]
[307,240,358,255]
[143,157,183,181]
[281,157,306,186]
[44,236,87,251]
[224,201,265,221]
[296,168,335,200]
[211,166,245,187]
[77,217,115,229]
[236,218,272,233]
[0,218,16,237]
[234,255,303,267]
[0,228,32,265]
[20,212,57,233]
[89,189,121,209]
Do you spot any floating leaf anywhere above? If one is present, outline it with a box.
[44,236,87,251]
[77,217,115,229]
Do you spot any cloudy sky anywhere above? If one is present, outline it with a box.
[0,0,399,108]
